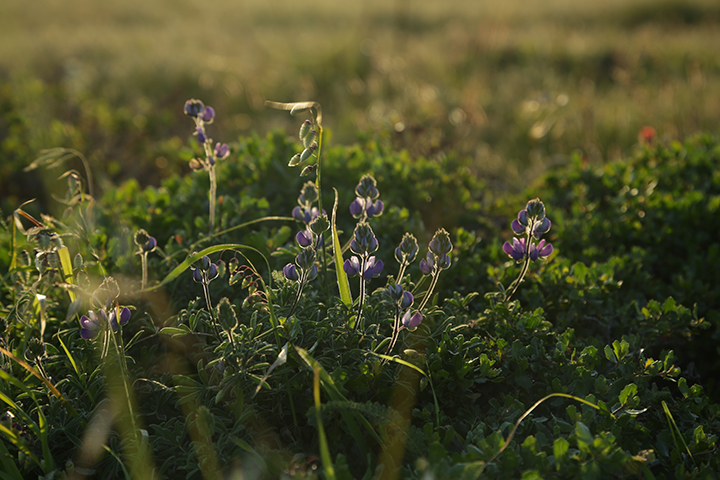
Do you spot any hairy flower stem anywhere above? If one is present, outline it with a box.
[505,221,537,301]
[202,282,221,339]
[417,272,440,312]
[315,125,330,298]
[353,260,367,333]
[385,306,403,355]
[140,252,148,291]
[288,273,308,318]
[209,165,217,234]
[396,264,408,285]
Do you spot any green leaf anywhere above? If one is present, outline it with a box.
[331,189,352,307]
[604,345,617,363]
[572,262,588,283]
[619,384,637,405]
[553,437,569,470]
[612,339,629,362]
[575,422,593,453]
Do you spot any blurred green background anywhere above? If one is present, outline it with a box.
[1,0,720,210]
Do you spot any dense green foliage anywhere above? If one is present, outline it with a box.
[1,127,720,479]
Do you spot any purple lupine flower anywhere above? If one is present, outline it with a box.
[363,256,384,281]
[80,310,104,340]
[214,142,229,159]
[503,237,527,261]
[419,253,433,275]
[349,198,365,218]
[283,263,299,282]
[401,291,414,309]
[402,310,423,329]
[343,256,362,277]
[195,127,206,144]
[202,106,215,123]
[296,230,314,247]
[109,307,131,330]
[366,199,384,217]
[80,307,130,340]
[529,239,554,261]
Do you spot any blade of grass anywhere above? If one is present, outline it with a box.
[37,406,56,472]
[332,189,352,307]
[0,345,77,417]
[295,347,380,455]
[0,439,23,479]
[314,365,336,480]
[56,334,80,376]
[488,393,614,465]
[57,246,77,302]
[661,400,696,467]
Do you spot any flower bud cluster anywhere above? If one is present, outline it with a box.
[134,229,157,253]
[292,182,326,226]
[349,174,384,220]
[192,255,220,284]
[503,198,554,262]
[283,214,328,285]
[184,99,229,172]
[31,230,64,276]
[394,233,419,266]
[288,119,319,173]
[344,222,384,280]
[419,228,453,275]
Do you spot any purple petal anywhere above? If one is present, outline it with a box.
[511,219,525,235]
[283,263,299,281]
[343,257,361,277]
[119,307,131,325]
[538,241,554,258]
[372,200,384,216]
[518,210,528,225]
[196,127,206,144]
[401,291,414,309]
[202,106,215,123]
[292,206,304,222]
[296,230,312,247]
[349,198,364,218]
[80,328,97,340]
[402,310,423,329]
[214,142,229,159]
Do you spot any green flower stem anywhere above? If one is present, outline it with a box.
[385,305,403,355]
[504,220,537,301]
[353,267,367,333]
[288,272,308,318]
[201,280,221,339]
[140,252,148,291]
[208,165,217,234]
[417,270,440,312]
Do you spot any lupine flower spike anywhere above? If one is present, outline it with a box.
[134,229,157,290]
[184,99,229,234]
[503,198,554,300]
[283,214,328,316]
[192,255,222,338]
[343,222,383,332]
[416,228,453,312]
[349,174,384,222]
[395,233,419,283]
[384,283,421,355]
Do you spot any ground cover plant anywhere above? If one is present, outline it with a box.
[1,90,720,480]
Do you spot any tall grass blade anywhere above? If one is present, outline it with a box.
[314,366,337,480]
[332,189,352,306]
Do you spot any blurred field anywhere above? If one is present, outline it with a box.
[2,0,720,204]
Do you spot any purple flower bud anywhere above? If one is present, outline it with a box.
[419,255,433,275]
[401,291,414,309]
[143,236,157,253]
[438,254,451,270]
[511,218,525,235]
[292,206,305,222]
[525,198,546,220]
[192,267,203,283]
[207,156,216,167]
[533,217,551,237]
[184,99,205,117]
[202,255,211,270]
[518,210,528,226]
[202,106,215,123]
[307,264,318,281]
[208,263,219,280]
[196,127,206,144]
[296,230,313,247]
[283,263,299,282]
[402,310,423,329]
[214,142,229,159]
